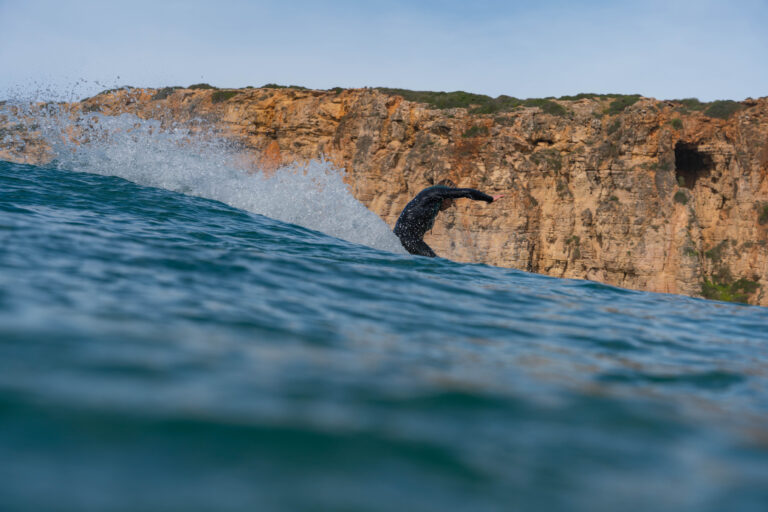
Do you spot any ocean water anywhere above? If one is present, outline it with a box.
[1,105,768,511]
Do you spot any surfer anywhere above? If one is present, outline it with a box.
[393,179,503,257]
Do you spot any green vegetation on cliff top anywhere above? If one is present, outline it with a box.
[672,98,708,112]
[370,89,748,119]
[188,83,217,90]
[261,83,309,90]
[672,98,746,119]
[605,94,642,114]
[88,84,751,120]
[703,100,744,119]
[373,89,660,116]
[375,88,578,115]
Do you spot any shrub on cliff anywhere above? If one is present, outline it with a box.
[758,204,768,225]
[559,93,637,101]
[261,84,308,90]
[472,96,569,115]
[376,88,493,110]
[469,95,521,114]
[211,90,241,103]
[674,191,688,205]
[558,93,602,101]
[701,277,760,303]
[605,94,642,115]
[520,98,566,116]
[705,240,729,261]
[188,83,217,90]
[151,87,182,101]
[704,100,744,119]
[673,98,707,111]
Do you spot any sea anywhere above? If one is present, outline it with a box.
[1,100,768,512]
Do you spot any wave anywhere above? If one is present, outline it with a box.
[3,157,768,512]
[0,100,405,253]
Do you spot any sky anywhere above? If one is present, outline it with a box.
[1,0,767,101]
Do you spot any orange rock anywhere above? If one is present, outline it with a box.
[259,140,282,175]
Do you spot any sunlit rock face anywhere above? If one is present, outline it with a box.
[4,87,768,304]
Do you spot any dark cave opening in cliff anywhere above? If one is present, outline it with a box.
[674,142,713,189]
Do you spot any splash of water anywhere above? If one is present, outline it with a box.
[1,99,405,253]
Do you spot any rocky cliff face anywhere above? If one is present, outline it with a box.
[3,87,768,305]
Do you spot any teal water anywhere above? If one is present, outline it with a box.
[2,159,768,512]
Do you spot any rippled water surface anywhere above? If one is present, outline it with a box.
[2,158,768,512]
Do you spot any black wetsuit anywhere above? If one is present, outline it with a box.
[393,186,493,257]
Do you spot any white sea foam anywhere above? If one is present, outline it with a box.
[2,102,405,253]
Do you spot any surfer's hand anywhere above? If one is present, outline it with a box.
[492,195,505,202]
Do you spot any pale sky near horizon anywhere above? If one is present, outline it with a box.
[1,0,766,101]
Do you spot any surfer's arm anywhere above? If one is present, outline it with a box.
[435,188,494,203]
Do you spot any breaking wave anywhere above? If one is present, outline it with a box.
[0,98,405,253]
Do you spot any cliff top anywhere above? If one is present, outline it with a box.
[81,83,765,121]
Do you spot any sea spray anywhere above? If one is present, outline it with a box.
[0,100,405,253]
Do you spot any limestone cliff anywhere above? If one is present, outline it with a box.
[3,86,768,305]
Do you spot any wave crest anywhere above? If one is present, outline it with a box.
[1,101,405,253]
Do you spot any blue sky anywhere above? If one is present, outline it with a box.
[1,0,766,101]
